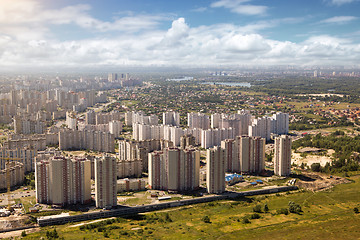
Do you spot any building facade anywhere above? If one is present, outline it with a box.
[274,135,292,176]
[206,146,226,194]
[148,147,200,192]
[94,155,117,208]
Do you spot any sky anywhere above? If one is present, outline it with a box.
[1,0,360,70]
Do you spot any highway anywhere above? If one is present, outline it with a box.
[37,185,297,227]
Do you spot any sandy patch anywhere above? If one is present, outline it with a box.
[292,150,334,167]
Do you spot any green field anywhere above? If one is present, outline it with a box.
[20,174,360,240]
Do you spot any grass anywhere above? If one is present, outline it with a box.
[20,174,360,240]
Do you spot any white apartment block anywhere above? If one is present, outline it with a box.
[126,111,158,126]
[211,113,221,128]
[219,112,252,137]
[95,111,122,125]
[248,116,274,141]
[109,120,122,138]
[66,111,77,130]
[272,112,289,135]
[59,129,115,152]
[274,135,292,176]
[95,155,117,208]
[201,128,234,149]
[118,139,173,172]
[188,112,210,130]
[206,146,226,194]
[148,147,200,191]
[163,111,180,126]
[14,116,45,135]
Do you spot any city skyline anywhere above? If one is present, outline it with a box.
[1,0,360,70]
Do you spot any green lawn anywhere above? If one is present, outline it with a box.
[21,175,360,240]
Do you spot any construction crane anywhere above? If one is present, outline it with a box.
[1,156,22,211]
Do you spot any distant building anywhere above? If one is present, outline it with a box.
[0,162,24,190]
[188,112,210,130]
[117,159,142,178]
[274,135,292,176]
[272,112,289,135]
[163,111,180,126]
[180,134,196,149]
[66,111,77,130]
[95,155,117,208]
[108,73,118,82]
[59,129,115,152]
[117,178,146,192]
[0,147,37,172]
[14,116,45,134]
[206,146,225,194]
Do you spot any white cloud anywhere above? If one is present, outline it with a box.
[191,7,207,12]
[320,16,358,24]
[0,0,166,42]
[0,0,359,69]
[211,0,267,16]
[328,0,358,5]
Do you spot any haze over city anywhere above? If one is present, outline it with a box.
[1,0,360,71]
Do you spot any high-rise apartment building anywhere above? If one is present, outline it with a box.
[148,147,200,191]
[206,146,226,194]
[163,111,180,126]
[59,129,115,152]
[187,112,210,130]
[248,116,274,141]
[237,136,265,174]
[272,112,289,135]
[94,155,117,208]
[274,135,292,176]
[35,156,91,205]
[221,139,239,173]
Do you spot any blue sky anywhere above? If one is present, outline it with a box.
[1,0,360,70]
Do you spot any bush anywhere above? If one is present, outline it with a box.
[202,215,211,223]
[264,204,269,213]
[276,208,289,215]
[250,213,261,219]
[288,201,302,214]
[242,217,251,224]
[21,230,27,237]
[311,163,322,172]
[253,204,262,213]
[46,228,59,239]
[165,213,173,222]
[354,207,359,214]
